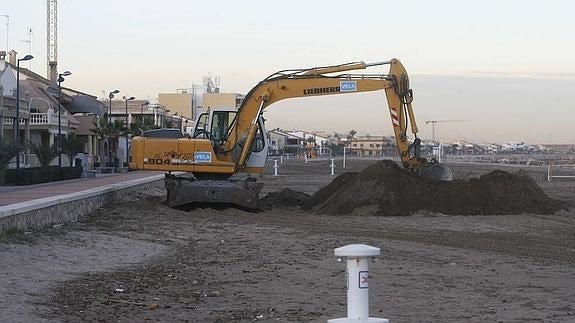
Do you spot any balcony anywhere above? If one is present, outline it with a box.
[2,110,68,127]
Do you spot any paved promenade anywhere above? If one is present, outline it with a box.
[0,171,165,207]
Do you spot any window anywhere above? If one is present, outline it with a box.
[250,120,265,152]
[193,113,209,138]
[211,111,237,142]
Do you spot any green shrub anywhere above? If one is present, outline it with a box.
[0,142,16,170]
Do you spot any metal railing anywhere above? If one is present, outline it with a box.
[547,162,575,181]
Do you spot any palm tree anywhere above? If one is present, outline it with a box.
[29,142,58,168]
[163,119,174,129]
[128,116,157,137]
[0,142,16,170]
[347,129,357,140]
[90,115,129,166]
[347,129,357,156]
[61,134,87,166]
[90,116,110,166]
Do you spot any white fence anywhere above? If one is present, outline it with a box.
[547,162,575,181]
[2,111,68,126]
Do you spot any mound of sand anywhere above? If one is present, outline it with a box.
[300,160,562,216]
[260,188,310,210]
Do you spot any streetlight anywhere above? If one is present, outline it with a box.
[124,96,135,167]
[15,54,33,172]
[108,90,120,123]
[57,70,71,174]
[107,89,119,166]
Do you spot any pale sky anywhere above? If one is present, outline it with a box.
[2,0,574,143]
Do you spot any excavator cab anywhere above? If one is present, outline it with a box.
[193,109,236,145]
[192,108,268,168]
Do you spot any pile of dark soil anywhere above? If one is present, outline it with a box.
[301,160,563,216]
[260,188,310,210]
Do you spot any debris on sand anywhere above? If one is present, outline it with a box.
[259,188,310,210]
[301,160,563,216]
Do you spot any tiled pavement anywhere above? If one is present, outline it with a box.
[0,171,165,207]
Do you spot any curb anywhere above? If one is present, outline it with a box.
[0,174,166,232]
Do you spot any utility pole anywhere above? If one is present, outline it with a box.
[21,27,33,69]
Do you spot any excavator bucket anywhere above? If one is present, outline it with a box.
[164,174,264,210]
[417,163,454,181]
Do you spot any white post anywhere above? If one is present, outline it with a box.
[330,158,335,176]
[438,145,442,163]
[547,162,551,182]
[273,159,279,176]
[305,154,308,164]
[280,154,283,164]
[328,244,388,323]
[343,147,347,169]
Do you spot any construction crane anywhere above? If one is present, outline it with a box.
[20,27,33,69]
[47,0,58,82]
[425,120,468,142]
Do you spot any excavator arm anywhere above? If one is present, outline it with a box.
[224,58,424,173]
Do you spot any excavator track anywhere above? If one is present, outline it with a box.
[164,174,263,210]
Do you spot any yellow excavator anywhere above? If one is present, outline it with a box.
[129,58,452,209]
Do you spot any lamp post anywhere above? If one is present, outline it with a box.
[124,96,135,167]
[108,90,119,123]
[57,71,71,174]
[15,54,33,171]
[140,101,149,121]
[107,90,119,166]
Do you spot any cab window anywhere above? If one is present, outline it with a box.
[211,111,237,142]
[193,113,209,138]
[251,120,265,152]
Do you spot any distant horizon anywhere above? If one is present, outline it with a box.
[267,128,575,147]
